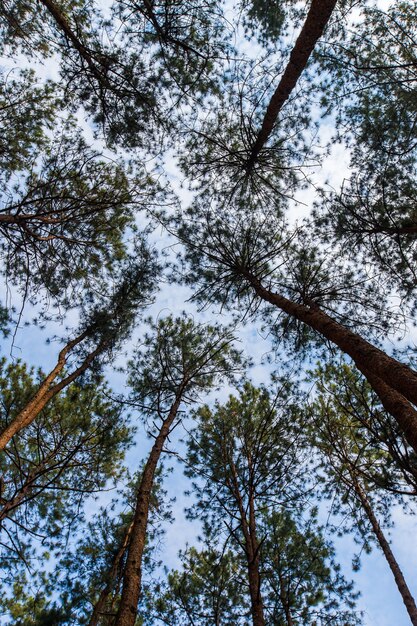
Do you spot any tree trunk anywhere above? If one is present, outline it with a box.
[0,332,105,450]
[357,366,417,455]
[245,275,417,445]
[247,556,266,626]
[228,457,265,626]
[39,0,104,80]
[277,569,294,626]
[88,522,134,626]
[352,477,417,625]
[247,0,337,169]
[115,394,183,626]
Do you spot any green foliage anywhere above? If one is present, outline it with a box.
[185,381,304,530]
[0,0,230,147]
[0,0,95,56]
[305,361,415,554]
[148,537,250,625]
[315,2,417,305]
[241,0,285,46]
[0,69,57,178]
[1,127,159,307]
[171,201,398,358]
[0,357,132,583]
[313,165,417,308]
[261,508,361,625]
[181,381,361,624]
[127,313,244,417]
[0,465,171,625]
[1,0,417,621]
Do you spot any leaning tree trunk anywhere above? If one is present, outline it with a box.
[115,393,183,626]
[358,366,417,455]
[247,0,338,169]
[352,476,417,625]
[39,0,107,83]
[0,332,105,450]
[245,274,417,451]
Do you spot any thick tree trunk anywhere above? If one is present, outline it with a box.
[358,366,417,455]
[247,556,266,626]
[246,275,417,443]
[247,0,337,169]
[115,394,183,626]
[0,332,105,450]
[353,477,417,625]
[88,522,134,626]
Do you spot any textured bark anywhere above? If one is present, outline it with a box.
[358,366,417,456]
[0,332,105,450]
[88,522,134,626]
[246,274,417,411]
[353,477,417,625]
[247,0,337,169]
[247,557,266,626]
[115,394,183,626]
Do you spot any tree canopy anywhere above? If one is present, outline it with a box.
[1,0,417,624]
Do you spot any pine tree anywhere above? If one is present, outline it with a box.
[112,314,243,626]
[0,361,131,598]
[184,381,360,625]
[306,362,417,624]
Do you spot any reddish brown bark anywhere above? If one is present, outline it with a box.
[0,332,105,450]
[352,476,417,625]
[246,274,417,412]
[115,394,183,626]
[357,366,417,455]
[247,0,337,169]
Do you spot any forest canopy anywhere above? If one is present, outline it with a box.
[0,0,417,625]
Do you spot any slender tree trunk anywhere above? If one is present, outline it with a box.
[247,0,337,169]
[245,275,417,446]
[277,569,294,626]
[228,458,265,626]
[0,464,48,522]
[352,476,417,625]
[247,482,265,626]
[39,0,105,81]
[115,394,183,626]
[88,522,134,626]
[0,332,105,450]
